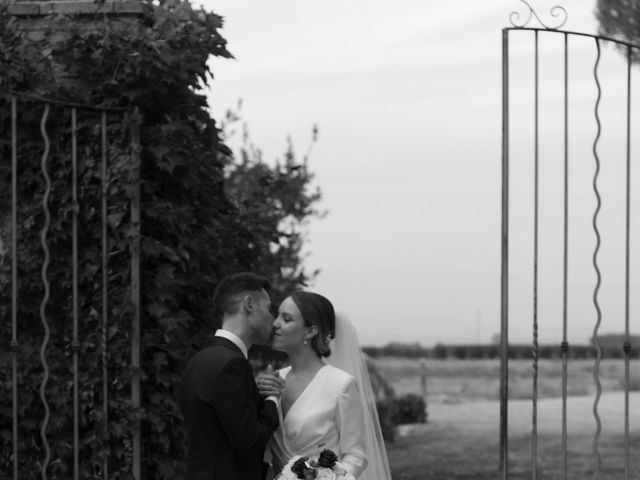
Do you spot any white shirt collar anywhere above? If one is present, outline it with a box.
[215,329,248,359]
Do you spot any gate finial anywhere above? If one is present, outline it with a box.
[509,0,568,30]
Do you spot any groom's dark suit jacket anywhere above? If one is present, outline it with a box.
[180,336,279,480]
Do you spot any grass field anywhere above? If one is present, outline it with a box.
[376,358,640,479]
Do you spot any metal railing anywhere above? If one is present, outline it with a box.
[500,2,638,479]
[1,89,141,480]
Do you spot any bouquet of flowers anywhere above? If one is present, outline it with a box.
[279,449,356,480]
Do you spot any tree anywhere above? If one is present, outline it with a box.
[596,1,640,60]
[221,102,323,306]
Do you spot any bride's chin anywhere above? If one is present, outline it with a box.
[270,339,286,353]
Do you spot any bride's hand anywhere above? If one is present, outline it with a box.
[257,364,286,398]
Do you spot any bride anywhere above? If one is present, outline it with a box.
[257,291,391,480]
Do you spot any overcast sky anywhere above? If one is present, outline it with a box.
[197,0,638,347]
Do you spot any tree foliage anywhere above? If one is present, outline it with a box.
[596,0,640,60]
[0,1,323,478]
[221,104,323,305]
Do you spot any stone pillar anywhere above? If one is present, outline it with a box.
[6,0,145,95]
[7,0,144,18]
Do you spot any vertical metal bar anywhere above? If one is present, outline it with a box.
[561,32,569,480]
[10,95,19,480]
[623,44,632,480]
[499,28,510,480]
[39,103,52,480]
[71,108,80,480]
[531,29,539,480]
[101,110,109,480]
[591,37,603,480]
[130,109,142,480]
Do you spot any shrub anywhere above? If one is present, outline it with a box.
[433,343,447,359]
[392,393,427,425]
[376,398,397,443]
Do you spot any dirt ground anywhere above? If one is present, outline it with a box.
[386,392,640,479]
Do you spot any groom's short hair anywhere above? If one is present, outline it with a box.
[212,272,271,326]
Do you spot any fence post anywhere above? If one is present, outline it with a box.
[420,359,428,400]
[130,108,142,480]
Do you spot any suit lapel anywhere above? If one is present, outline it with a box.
[210,336,261,406]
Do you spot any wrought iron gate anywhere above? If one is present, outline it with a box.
[1,89,141,479]
[500,2,639,479]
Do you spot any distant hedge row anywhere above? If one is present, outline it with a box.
[362,336,640,360]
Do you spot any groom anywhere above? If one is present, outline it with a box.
[180,272,282,479]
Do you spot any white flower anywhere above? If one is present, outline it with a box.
[278,470,299,480]
[278,451,356,480]
[278,455,303,480]
[315,467,337,480]
[331,462,356,480]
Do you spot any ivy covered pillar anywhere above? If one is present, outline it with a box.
[5,0,145,96]
[2,0,240,477]
[4,2,144,480]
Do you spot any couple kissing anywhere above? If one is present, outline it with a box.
[180,272,391,480]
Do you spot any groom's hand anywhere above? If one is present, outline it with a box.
[257,364,286,399]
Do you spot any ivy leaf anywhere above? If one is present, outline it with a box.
[153,352,168,369]
[108,211,126,228]
[148,302,168,319]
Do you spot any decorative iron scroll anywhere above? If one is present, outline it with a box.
[39,103,52,479]
[509,0,568,30]
[590,37,603,480]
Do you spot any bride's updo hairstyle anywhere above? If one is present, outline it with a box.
[290,291,336,358]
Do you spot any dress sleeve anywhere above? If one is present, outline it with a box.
[335,377,368,477]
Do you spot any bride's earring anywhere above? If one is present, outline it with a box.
[303,338,308,345]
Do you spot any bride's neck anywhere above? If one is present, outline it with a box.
[288,349,324,374]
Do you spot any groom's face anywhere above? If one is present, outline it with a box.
[249,288,275,344]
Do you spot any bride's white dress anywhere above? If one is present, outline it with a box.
[269,364,368,478]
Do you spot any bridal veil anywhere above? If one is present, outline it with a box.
[326,313,392,480]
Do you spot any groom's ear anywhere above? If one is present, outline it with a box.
[241,294,254,313]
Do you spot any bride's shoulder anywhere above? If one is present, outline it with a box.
[322,364,355,390]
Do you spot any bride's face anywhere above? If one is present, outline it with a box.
[271,297,313,353]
